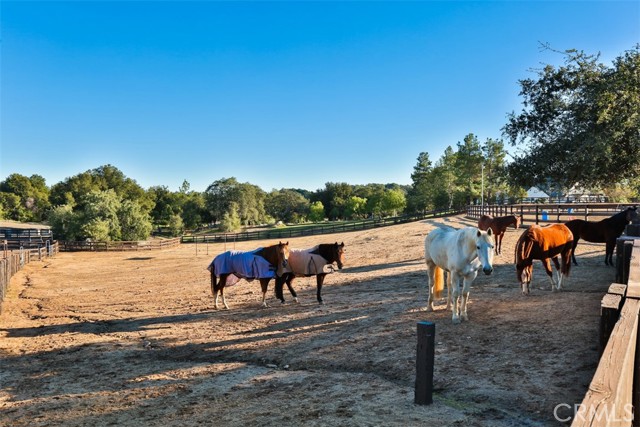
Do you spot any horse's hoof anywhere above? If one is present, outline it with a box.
[294,298,299,304]
[461,314,469,321]
[452,317,461,325]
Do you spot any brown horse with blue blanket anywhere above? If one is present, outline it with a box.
[208,241,290,309]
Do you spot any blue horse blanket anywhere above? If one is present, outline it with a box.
[207,248,275,286]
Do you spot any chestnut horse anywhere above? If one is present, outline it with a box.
[478,214,520,255]
[515,224,573,295]
[208,241,290,309]
[424,226,494,324]
[564,206,638,266]
[275,242,345,305]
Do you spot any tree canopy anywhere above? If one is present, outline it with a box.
[504,45,640,191]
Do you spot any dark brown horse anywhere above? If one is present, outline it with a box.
[564,206,638,266]
[208,241,290,309]
[275,242,345,305]
[478,214,520,255]
[515,224,573,295]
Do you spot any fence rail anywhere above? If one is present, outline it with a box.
[572,227,640,426]
[1,241,59,314]
[59,237,181,252]
[181,208,462,244]
[467,203,635,225]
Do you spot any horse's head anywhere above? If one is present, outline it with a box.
[475,228,494,275]
[277,241,290,268]
[514,215,521,229]
[333,242,345,269]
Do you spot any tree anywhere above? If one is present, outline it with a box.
[455,134,484,205]
[407,152,433,213]
[47,204,79,240]
[0,173,51,221]
[481,138,510,204]
[220,202,241,232]
[380,189,407,217]
[78,190,122,241]
[314,182,353,220]
[181,192,206,230]
[504,45,640,190]
[205,177,240,225]
[308,201,325,222]
[49,165,153,211]
[431,147,459,210]
[344,196,367,219]
[265,189,310,223]
[118,199,153,240]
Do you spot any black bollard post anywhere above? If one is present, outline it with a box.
[415,321,435,405]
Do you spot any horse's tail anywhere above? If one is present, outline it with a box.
[209,263,218,295]
[433,266,444,299]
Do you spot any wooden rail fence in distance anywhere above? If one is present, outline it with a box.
[1,242,59,314]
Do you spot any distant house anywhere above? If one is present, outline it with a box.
[565,185,607,203]
[524,187,550,203]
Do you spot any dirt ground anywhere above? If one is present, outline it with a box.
[0,215,616,426]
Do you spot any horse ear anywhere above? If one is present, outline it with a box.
[487,227,493,236]
[477,229,481,237]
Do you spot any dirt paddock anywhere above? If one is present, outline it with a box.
[0,215,617,426]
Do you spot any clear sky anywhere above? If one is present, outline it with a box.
[1,1,638,193]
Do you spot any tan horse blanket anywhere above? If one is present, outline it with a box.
[207,249,276,286]
[285,247,334,276]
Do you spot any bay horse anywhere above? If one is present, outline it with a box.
[515,224,573,295]
[424,226,495,324]
[275,242,345,305]
[564,206,638,266]
[208,241,290,309]
[478,214,520,255]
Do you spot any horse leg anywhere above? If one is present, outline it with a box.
[571,237,580,266]
[450,271,461,324]
[426,264,436,311]
[605,239,615,266]
[275,275,286,304]
[286,275,299,303]
[542,259,556,291]
[460,272,477,322]
[445,270,452,311]
[316,273,327,305]
[497,233,503,255]
[260,279,270,307]
[551,257,562,290]
[213,274,228,309]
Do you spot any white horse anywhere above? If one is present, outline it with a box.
[424,226,495,324]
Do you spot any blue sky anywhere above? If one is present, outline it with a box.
[1,1,638,193]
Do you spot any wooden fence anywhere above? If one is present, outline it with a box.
[467,203,635,226]
[182,208,462,244]
[1,242,59,314]
[571,227,640,426]
[59,237,181,252]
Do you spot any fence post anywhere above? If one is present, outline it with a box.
[415,321,435,405]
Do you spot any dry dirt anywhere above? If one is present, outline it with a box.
[0,215,616,426]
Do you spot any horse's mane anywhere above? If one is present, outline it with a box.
[515,227,536,265]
